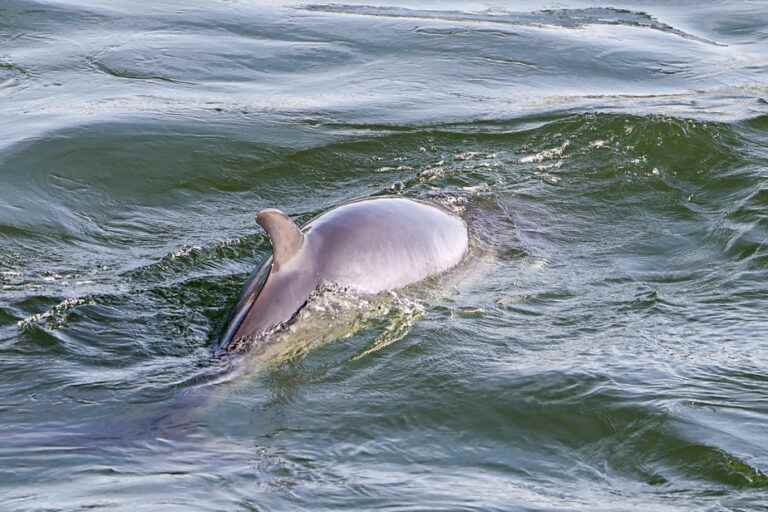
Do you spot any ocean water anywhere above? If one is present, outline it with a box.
[1,1,768,510]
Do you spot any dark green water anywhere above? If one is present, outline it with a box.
[2,1,768,510]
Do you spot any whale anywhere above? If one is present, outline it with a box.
[217,197,469,353]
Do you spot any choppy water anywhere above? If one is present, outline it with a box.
[2,1,768,510]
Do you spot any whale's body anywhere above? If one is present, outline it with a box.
[219,197,469,352]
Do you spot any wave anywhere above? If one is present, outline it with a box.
[302,4,724,46]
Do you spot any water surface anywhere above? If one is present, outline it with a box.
[1,1,768,510]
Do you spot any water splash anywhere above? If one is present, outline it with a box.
[16,296,95,331]
[235,283,426,368]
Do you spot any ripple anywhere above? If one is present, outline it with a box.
[0,58,30,93]
[89,32,362,85]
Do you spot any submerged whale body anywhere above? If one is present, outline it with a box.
[218,197,469,352]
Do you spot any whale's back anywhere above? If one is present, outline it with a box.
[306,198,468,293]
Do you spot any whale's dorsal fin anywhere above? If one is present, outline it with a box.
[256,208,304,271]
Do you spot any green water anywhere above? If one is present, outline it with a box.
[1,1,768,510]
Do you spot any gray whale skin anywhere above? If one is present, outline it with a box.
[218,197,469,352]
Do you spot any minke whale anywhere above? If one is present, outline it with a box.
[218,197,469,353]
